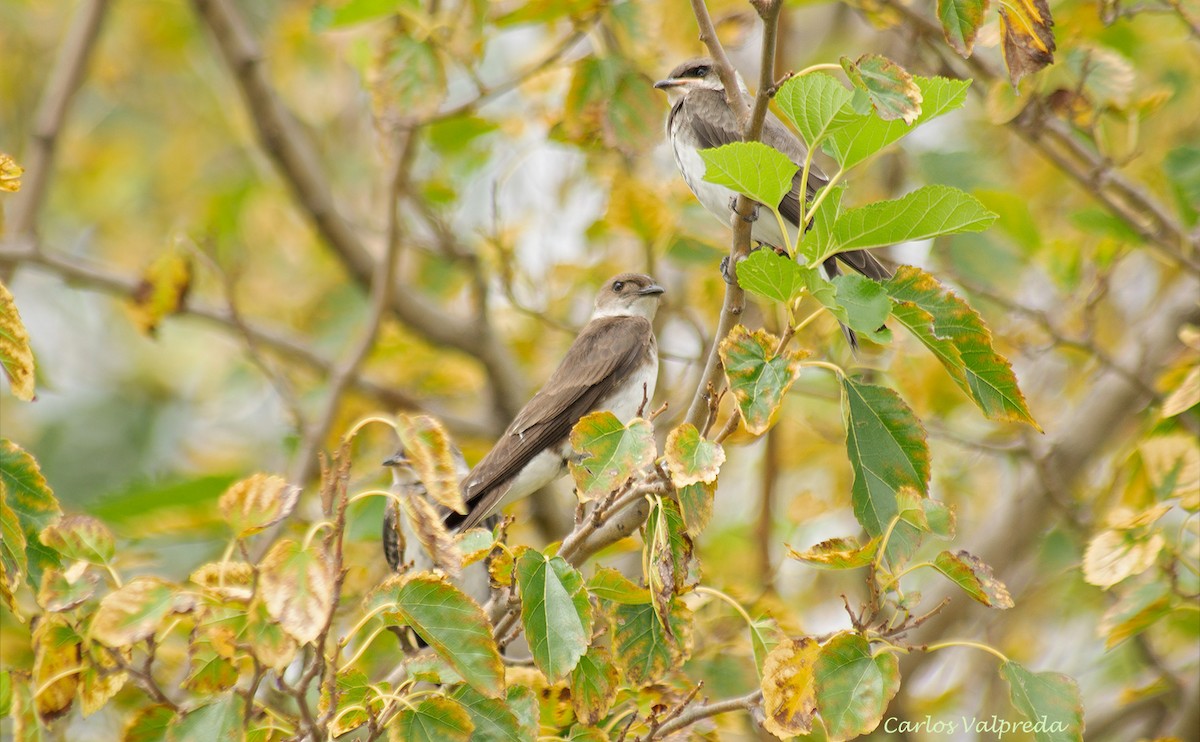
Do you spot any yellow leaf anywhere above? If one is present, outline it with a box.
[1082,530,1164,589]
[1139,434,1199,501]
[1161,364,1199,418]
[128,247,192,336]
[258,539,335,645]
[0,280,36,401]
[0,153,21,192]
[760,636,820,738]
[190,560,255,602]
[33,613,81,722]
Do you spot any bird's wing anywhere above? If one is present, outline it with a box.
[450,316,654,530]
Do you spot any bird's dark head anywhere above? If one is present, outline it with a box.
[654,57,724,100]
[592,273,665,321]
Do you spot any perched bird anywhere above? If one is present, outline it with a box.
[447,272,666,532]
[655,57,891,345]
[383,445,496,605]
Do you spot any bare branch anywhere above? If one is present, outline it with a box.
[4,0,109,251]
[189,0,526,423]
[647,689,763,739]
[0,243,493,439]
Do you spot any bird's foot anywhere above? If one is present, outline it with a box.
[720,256,735,285]
[728,196,759,223]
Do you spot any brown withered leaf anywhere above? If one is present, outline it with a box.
[258,539,335,645]
[999,0,1056,87]
[189,561,255,602]
[400,494,463,577]
[218,473,299,539]
[396,415,469,515]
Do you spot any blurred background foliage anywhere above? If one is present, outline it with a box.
[1,0,1197,738]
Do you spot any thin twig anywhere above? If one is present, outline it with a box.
[189,0,526,423]
[646,689,763,739]
[289,131,415,485]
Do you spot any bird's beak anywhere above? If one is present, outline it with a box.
[638,284,666,296]
[382,453,408,467]
[654,79,685,90]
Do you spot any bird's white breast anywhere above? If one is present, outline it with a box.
[670,106,790,250]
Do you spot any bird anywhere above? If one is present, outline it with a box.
[383,444,496,605]
[655,57,891,346]
[446,272,665,533]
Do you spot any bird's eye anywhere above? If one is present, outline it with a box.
[693,65,711,77]
[612,281,625,292]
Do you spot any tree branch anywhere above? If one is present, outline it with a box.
[0,243,493,439]
[684,0,784,430]
[189,0,527,424]
[2,0,109,275]
[647,689,763,738]
[877,0,1198,274]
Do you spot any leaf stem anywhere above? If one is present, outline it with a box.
[923,639,1010,663]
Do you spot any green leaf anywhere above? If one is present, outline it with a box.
[840,377,931,563]
[1000,662,1084,742]
[832,274,892,343]
[167,693,244,742]
[885,266,1040,429]
[719,326,808,435]
[813,632,901,740]
[367,572,504,698]
[663,424,725,488]
[122,704,175,742]
[611,600,692,687]
[570,646,620,725]
[321,670,382,737]
[931,550,1014,608]
[0,669,11,718]
[775,73,854,148]
[826,77,971,169]
[938,0,989,56]
[449,684,528,742]
[569,412,656,500]
[737,248,806,303]
[311,0,414,30]
[825,185,996,256]
[393,696,474,742]
[787,536,881,570]
[750,616,783,678]
[840,54,923,124]
[516,549,592,682]
[587,566,650,605]
[1,440,62,589]
[798,186,844,263]
[699,141,798,210]
[1099,581,1174,649]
